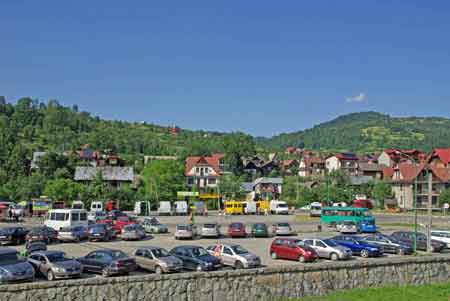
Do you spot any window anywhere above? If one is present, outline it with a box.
[187,178,194,185]
[51,212,68,221]
[71,212,80,221]
[316,241,326,248]
[274,239,282,246]
[80,212,87,221]
[304,240,313,246]
[223,247,233,255]
[208,178,216,185]
[135,249,144,257]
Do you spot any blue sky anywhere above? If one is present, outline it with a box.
[1,1,449,136]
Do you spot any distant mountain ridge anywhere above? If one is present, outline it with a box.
[258,112,450,153]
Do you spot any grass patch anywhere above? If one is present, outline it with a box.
[295,282,450,301]
[295,215,320,222]
[377,222,415,228]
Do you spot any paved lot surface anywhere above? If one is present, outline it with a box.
[1,212,449,281]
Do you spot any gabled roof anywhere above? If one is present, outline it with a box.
[429,148,450,165]
[358,162,383,172]
[333,153,358,161]
[185,153,224,176]
[253,177,283,186]
[74,166,134,181]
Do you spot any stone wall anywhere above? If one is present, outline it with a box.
[2,255,450,301]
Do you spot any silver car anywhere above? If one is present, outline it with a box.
[302,238,352,261]
[134,247,183,274]
[121,224,146,241]
[28,251,82,280]
[336,221,358,234]
[272,222,295,236]
[0,248,35,283]
[201,223,221,238]
[174,224,196,240]
[142,218,169,234]
[206,244,261,269]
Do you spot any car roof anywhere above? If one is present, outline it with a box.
[138,246,163,251]
[0,248,18,255]
[34,250,65,256]
[175,245,201,250]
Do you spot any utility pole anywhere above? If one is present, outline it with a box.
[427,171,433,253]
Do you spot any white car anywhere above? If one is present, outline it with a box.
[431,230,450,248]
[206,244,261,269]
[336,221,358,234]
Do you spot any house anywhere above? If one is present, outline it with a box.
[242,155,278,176]
[185,153,225,191]
[378,149,426,167]
[325,153,359,175]
[384,163,450,209]
[78,146,100,166]
[357,162,383,179]
[281,159,299,175]
[252,177,283,201]
[427,148,450,168]
[74,166,134,188]
[299,157,326,177]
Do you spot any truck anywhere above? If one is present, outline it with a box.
[174,201,188,215]
[309,202,322,217]
[269,200,289,215]
[158,201,172,216]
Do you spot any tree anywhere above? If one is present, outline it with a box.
[141,160,186,203]
[44,178,82,202]
[222,132,256,175]
[218,174,244,199]
[37,152,69,178]
[439,188,450,206]
[372,181,393,208]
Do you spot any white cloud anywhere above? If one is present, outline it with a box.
[346,92,367,103]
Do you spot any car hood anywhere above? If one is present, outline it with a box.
[0,261,33,274]
[160,256,183,265]
[197,254,220,264]
[335,245,351,253]
[240,253,259,261]
[53,260,81,270]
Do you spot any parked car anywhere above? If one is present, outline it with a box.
[106,210,127,221]
[88,224,115,242]
[352,199,373,209]
[0,248,35,283]
[134,246,183,274]
[336,220,358,234]
[78,249,138,277]
[28,251,82,281]
[201,223,220,238]
[430,230,450,248]
[121,224,146,241]
[114,216,137,234]
[96,219,121,235]
[170,245,221,272]
[87,211,107,222]
[57,225,88,242]
[0,226,29,245]
[357,220,377,233]
[142,217,168,234]
[302,238,352,260]
[206,244,261,269]
[361,234,413,255]
[174,224,197,240]
[20,241,47,257]
[272,222,295,236]
[251,223,269,238]
[390,231,446,252]
[228,222,247,238]
[26,227,58,244]
[269,238,317,263]
[331,235,383,258]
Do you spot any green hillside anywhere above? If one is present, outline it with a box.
[257,112,450,153]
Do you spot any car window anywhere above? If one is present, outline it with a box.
[29,254,40,261]
[135,249,145,257]
[274,239,283,246]
[87,252,99,259]
[303,239,313,246]
[223,247,233,255]
[152,248,170,258]
[316,241,326,248]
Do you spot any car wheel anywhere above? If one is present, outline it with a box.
[298,256,305,263]
[47,270,55,281]
[271,252,277,260]
[397,248,405,255]
[102,268,109,277]
[155,266,163,274]
[234,261,244,269]
[330,253,339,261]
[360,249,369,258]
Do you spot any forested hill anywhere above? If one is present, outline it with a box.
[257,112,450,153]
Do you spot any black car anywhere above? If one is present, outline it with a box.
[21,241,47,257]
[26,227,58,244]
[88,224,114,242]
[0,226,28,245]
[77,249,138,277]
[390,231,446,252]
[170,245,222,272]
[361,234,413,255]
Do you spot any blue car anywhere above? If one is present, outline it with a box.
[331,235,383,258]
[358,220,377,233]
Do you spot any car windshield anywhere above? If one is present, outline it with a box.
[0,252,20,265]
[277,223,290,227]
[152,248,170,258]
[47,253,69,262]
[110,251,128,259]
[231,245,249,255]
[124,225,138,231]
[149,218,160,225]
[0,227,17,234]
[342,221,355,226]
[278,204,288,208]
[190,248,208,257]
[177,225,190,231]
[254,224,266,229]
[323,239,338,247]
[231,223,242,229]
[204,224,217,229]
[296,240,306,247]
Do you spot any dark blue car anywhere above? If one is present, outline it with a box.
[331,235,383,258]
[170,245,222,272]
[357,220,377,233]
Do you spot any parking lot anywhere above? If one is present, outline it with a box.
[2,211,449,281]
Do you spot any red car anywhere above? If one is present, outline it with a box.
[114,216,136,233]
[96,219,120,236]
[352,199,373,209]
[228,222,247,238]
[270,238,317,263]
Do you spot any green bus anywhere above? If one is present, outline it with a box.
[320,207,374,225]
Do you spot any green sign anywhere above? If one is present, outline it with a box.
[177,191,199,197]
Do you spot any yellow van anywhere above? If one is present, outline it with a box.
[224,201,244,215]
[255,200,270,214]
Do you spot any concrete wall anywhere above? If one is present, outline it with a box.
[2,255,450,301]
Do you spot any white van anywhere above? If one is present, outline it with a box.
[174,201,188,215]
[158,201,172,216]
[71,201,85,210]
[270,200,289,215]
[90,201,103,212]
[44,209,88,231]
[309,202,322,217]
[243,201,257,214]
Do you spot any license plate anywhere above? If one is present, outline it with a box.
[0,236,6,239]
[94,234,101,236]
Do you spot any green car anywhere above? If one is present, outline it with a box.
[251,223,269,238]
